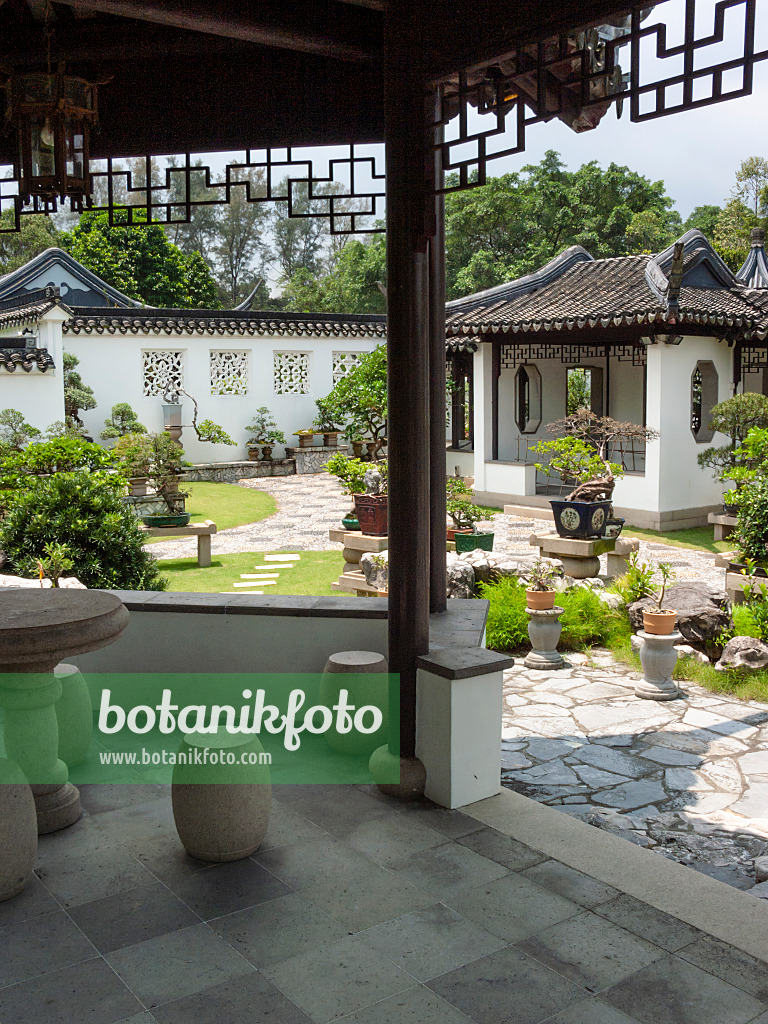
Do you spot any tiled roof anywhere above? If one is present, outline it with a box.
[0,347,55,372]
[0,296,58,330]
[63,308,387,339]
[446,231,768,340]
[736,230,768,290]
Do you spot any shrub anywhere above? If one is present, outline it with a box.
[733,477,768,564]
[480,576,630,652]
[1,437,118,477]
[326,452,372,496]
[0,472,167,590]
[0,408,40,453]
[101,403,147,439]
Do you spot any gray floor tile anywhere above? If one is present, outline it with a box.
[359,903,505,981]
[35,840,156,909]
[68,880,200,953]
[542,998,643,1023]
[106,922,253,1008]
[0,958,142,1024]
[336,814,447,866]
[517,912,664,994]
[446,872,581,942]
[677,935,768,1002]
[210,891,349,967]
[152,971,313,1024]
[604,955,766,1024]
[427,945,586,1024]
[457,827,548,872]
[254,835,377,890]
[594,895,702,953]
[259,799,326,851]
[0,873,61,926]
[270,785,389,836]
[116,1016,159,1024]
[263,933,413,1023]
[168,858,292,919]
[521,860,620,908]
[392,803,486,839]
[388,841,510,900]
[334,984,474,1023]
[301,861,436,931]
[78,784,168,816]
[0,910,97,987]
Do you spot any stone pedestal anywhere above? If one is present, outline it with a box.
[530,533,616,579]
[708,512,736,542]
[329,528,389,595]
[54,663,93,769]
[524,607,565,670]
[139,520,217,567]
[635,629,682,701]
[0,591,129,834]
[285,445,348,474]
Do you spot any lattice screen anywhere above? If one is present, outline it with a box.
[210,350,249,395]
[274,351,310,394]
[332,351,363,384]
[142,350,184,397]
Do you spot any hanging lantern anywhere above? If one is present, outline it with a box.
[4,67,99,208]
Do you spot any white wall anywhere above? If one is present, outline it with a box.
[0,308,66,429]
[62,331,380,462]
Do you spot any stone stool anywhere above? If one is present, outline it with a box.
[524,607,565,670]
[172,729,271,862]
[319,651,388,756]
[635,629,682,701]
[54,663,93,769]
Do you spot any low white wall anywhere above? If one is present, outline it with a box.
[0,309,66,428]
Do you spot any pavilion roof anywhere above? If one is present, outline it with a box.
[446,230,768,341]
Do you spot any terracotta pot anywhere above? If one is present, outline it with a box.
[526,589,556,611]
[642,609,677,635]
[353,493,388,537]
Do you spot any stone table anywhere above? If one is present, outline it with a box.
[0,591,129,833]
[139,519,217,568]
[708,512,737,542]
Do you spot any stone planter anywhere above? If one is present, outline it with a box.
[351,441,364,459]
[127,476,148,497]
[0,758,37,902]
[247,444,261,462]
[524,606,565,670]
[318,650,388,756]
[296,433,314,448]
[635,629,682,700]
[172,730,271,862]
[323,432,340,447]
[54,663,93,769]
[260,444,274,461]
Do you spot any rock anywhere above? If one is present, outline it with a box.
[446,556,475,599]
[748,880,768,899]
[754,856,768,883]
[628,581,732,645]
[360,550,388,591]
[0,573,87,589]
[58,577,87,590]
[716,636,768,672]
[675,644,710,664]
[598,592,624,610]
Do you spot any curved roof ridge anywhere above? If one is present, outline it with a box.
[0,247,145,308]
[736,229,768,290]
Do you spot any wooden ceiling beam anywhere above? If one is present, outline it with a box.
[54,0,380,61]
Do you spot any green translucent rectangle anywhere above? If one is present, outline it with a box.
[0,672,401,786]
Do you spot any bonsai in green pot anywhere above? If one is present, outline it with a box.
[446,477,494,550]
[143,432,191,526]
[326,451,370,529]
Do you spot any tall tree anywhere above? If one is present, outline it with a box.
[212,170,270,306]
[270,179,328,282]
[0,212,61,274]
[684,205,722,240]
[734,156,768,215]
[280,235,386,313]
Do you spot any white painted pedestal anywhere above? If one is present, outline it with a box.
[635,629,682,701]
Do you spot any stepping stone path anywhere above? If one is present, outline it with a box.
[224,553,301,594]
[503,652,768,892]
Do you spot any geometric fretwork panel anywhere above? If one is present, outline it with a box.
[274,351,310,394]
[332,351,362,384]
[142,350,184,397]
[210,350,249,395]
[501,341,646,370]
[741,345,768,375]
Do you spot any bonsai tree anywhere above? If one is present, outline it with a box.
[63,352,97,426]
[166,387,236,447]
[0,409,40,454]
[313,399,339,434]
[533,410,659,502]
[245,407,286,447]
[146,432,189,514]
[112,432,153,479]
[698,393,768,492]
[315,345,387,460]
[525,558,559,592]
[101,403,147,440]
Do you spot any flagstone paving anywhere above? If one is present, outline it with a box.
[502,652,768,891]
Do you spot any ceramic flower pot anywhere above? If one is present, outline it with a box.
[642,609,677,635]
[142,513,192,528]
[550,499,612,539]
[526,589,555,610]
[454,531,494,553]
[353,494,388,537]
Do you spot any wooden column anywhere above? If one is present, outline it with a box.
[429,165,447,614]
[385,7,431,757]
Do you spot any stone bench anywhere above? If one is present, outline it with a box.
[708,512,737,542]
[139,520,217,567]
[530,533,639,579]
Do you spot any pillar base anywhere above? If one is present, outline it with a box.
[369,746,426,801]
[32,782,82,834]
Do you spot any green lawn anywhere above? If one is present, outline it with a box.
[622,525,733,555]
[159,550,342,595]
[145,482,276,541]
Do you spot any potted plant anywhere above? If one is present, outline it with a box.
[294,429,316,449]
[245,408,286,461]
[326,451,370,529]
[640,562,677,635]
[525,559,558,610]
[112,431,152,496]
[532,410,659,540]
[446,477,475,540]
[312,405,341,448]
[142,432,191,527]
[697,395,768,512]
[353,463,388,537]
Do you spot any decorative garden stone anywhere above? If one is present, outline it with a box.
[172,730,271,862]
[319,650,388,756]
[716,636,768,672]
[446,556,475,599]
[628,582,731,646]
[524,606,565,670]
[54,663,93,769]
[0,758,37,902]
[635,629,682,700]
[0,591,129,833]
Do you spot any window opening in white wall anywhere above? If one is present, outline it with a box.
[143,350,184,397]
[274,351,310,394]
[210,350,249,395]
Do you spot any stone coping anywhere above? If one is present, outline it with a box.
[417,646,514,679]
[465,788,768,966]
[105,591,489,639]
